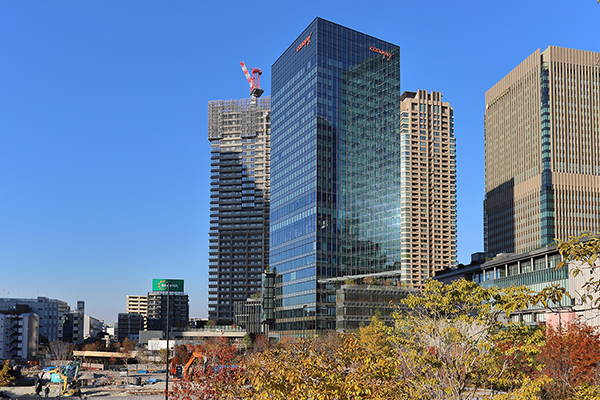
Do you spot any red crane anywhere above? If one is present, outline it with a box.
[240,62,264,98]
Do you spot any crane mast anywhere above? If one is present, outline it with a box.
[240,62,265,99]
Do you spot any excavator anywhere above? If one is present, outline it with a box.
[170,346,205,381]
[48,361,82,397]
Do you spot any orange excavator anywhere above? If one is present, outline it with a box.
[170,347,205,381]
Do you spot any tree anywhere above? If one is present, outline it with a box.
[252,335,270,353]
[241,334,252,350]
[171,337,242,400]
[82,342,101,365]
[120,337,137,366]
[390,279,546,400]
[135,348,153,365]
[539,319,600,399]
[556,232,600,308]
[205,320,216,330]
[49,341,76,361]
[0,360,15,386]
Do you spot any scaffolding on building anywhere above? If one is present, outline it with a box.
[208,97,271,140]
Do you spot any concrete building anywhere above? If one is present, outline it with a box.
[270,18,456,335]
[126,295,148,315]
[334,281,414,332]
[233,297,262,335]
[399,90,457,285]
[484,46,600,256]
[146,292,189,332]
[436,245,600,326]
[0,297,68,343]
[117,313,144,342]
[207,96,271,325]
[60,300,85,343]
[0,309,39,360]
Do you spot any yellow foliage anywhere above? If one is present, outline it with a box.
[0,360,14,386]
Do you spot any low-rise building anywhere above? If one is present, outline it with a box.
[0,297,68,342]
[0,308,39,360]
[435,245,600,326]
[117,313,144,343]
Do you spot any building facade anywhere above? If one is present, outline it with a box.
[207,97,271,325]
[146,292,189,333]
[335,282,414,332]
[126,295,148,315]
[399,91,457,286]
[117,313,144,342]
[485,46,600,256]
[270,18,456,335]
[0,310,39,360]
[436,245,600,327]
[233,298,262,335]
[0,297,68,343]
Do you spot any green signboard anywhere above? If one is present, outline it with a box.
[152,279,184,292]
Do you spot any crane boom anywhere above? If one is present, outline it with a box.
[240,62,253,86]
[240,61,264,99]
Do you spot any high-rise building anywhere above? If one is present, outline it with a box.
[146,292,189,332]
[485,46,600,256]
[399,91,457,284]
[270,18,457,335]
[207,97,271,325]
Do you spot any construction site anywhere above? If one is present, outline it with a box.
[1,362,170,399]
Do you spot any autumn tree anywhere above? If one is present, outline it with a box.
[0,360,15,386]
[237,326,414,399]
[120,337,137,366]
[171,337,242,400]
[81,341,101,365]
[390,279,547,400]
[49,341,76,361]
[251,335,270,352]
[83,342,101,352]
[556,232,600,308]
[539,319,600,399]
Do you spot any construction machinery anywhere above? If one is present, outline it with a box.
[48,361,82,397]
[240,62,264,99]
[169,346,206,381]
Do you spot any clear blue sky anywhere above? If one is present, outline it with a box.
[1,1,599,323]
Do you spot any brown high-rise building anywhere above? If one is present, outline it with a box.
[485,46,600,256]
[399,90,457,286]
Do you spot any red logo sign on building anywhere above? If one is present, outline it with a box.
[369,46,393,61]
[297,33,313,52]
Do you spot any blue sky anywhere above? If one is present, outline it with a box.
[1,1,599,323]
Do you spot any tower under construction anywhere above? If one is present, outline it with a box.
[207,96,271,325]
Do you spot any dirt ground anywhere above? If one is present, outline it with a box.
[1,370,172,399]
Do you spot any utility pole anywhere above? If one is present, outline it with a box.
[164,281,171,400]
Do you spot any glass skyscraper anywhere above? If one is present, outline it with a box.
[270,18,403,334]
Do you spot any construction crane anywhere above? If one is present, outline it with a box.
[240,62,264,99]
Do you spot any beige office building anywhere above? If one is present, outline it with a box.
[485,46,600,256]
[399,90,457,286]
